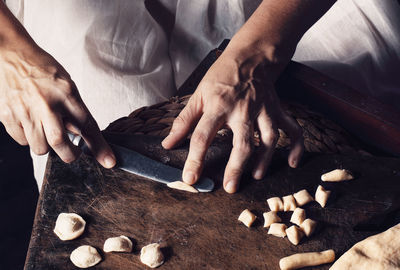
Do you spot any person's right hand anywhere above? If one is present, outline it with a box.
[0,45,116,168]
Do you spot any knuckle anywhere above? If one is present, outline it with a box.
[32,144,49,155]
[227,167,243,178]
[47,130,66,148]
[186,158,203,170]
[265,129,279,145]
[191,132,208,146]
[234,138,252,155]
[62,154,78,164]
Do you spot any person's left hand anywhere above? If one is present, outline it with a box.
[162,46,304,193]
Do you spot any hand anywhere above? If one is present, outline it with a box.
[0,46,116,168]
[162,47,303,193]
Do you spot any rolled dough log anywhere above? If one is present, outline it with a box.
[140,243,164,268]
[293,189,314,206]
[167,181,198,193]
[103,235,133,253]
[70,245,102,268]
[238,209,257,227]
[290,208,306,226]
[279,249,335,270]
[321,169,354,182]
[267,197,284,211]
[315,185,331,208]
[282,195,297,212]
[54,213,86,241]
[330,223,400,270]
[263,211,282,228]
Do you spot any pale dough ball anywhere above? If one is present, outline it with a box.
[70,245,102,268]
[238,209,257,228]
[267,197,284,211]
[315,185,331,208]
[290,208,306,226]
[321,169,354,182]
[282,195,297,212]
[293,189,314,206]
[140,243,164,268]
[54,213,86,241]
[103,235,133,253]
[268,223,287,238]
[300,218,317,237]
[286,225,304,246]
[279,249,335,270]
[263,211,282,228]
[167,181,198,193]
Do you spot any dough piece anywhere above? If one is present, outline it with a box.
[299,218,317,237]
[267,197,284,211]
[167,181,199,193]
[268,223,287,238]
[315,185,331,208]
[330,223,400,270]
[70,245,102,268]
[321,169,354,182]
[279,249,335,270]
[290,208,306,226]
[54,213,86,241]
[282,195,297,212]
[293,189,314,206]
[140,243,164,268]
[238,209,257,228]
[286,225,304,246]
[263,211,282,228]
[103,235,133,253]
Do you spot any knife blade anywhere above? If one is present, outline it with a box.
[69,134,214,192]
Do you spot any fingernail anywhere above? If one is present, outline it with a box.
[104,155,116,168]
[253,169,264,180]
[183,171,195,184]
[225,181,236,193]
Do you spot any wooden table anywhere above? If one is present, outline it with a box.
[24,134,400,269]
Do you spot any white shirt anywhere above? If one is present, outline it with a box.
[6,0,400,188]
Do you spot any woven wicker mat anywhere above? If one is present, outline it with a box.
[105,95,369,155]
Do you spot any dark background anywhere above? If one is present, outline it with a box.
[0,123,38,270]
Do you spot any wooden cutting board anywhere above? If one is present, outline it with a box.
[24,134,400,270]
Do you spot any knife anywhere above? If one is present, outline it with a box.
[68,133,214,192]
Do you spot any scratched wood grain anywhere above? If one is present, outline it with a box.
[25,134,400,269]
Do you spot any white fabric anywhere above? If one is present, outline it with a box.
[5,0,400,189]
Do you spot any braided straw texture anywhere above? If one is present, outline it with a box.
[105,95,366,154]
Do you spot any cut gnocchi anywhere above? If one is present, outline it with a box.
[238,209,257,227]
[267,197,284,211]
[263,211,282,228]
[293,190,314,207]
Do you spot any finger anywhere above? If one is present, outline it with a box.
[162,95,202,149]
[19,112,49,156]
[182,113,224,185]
[279,110,304,168]
[252,108,279,180]
[65,96,116,168]
[223,123,253,193]
[41,112,81,163]
[3,122,28,146]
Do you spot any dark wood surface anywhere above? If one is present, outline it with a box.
[25,134,400,270]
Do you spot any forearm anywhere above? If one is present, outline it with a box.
[227,0,336,66]
[0,1,38,52]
